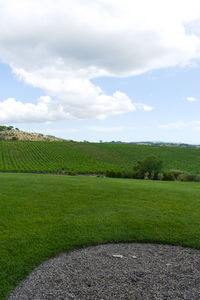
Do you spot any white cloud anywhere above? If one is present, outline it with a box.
[0,97,56,123]
[0,91,136,123]
[134,103,153,111]
[159,121,185,129]
[186,96,197,102]
[1,0,200,122]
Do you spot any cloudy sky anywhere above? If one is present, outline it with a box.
[1,0,200,143]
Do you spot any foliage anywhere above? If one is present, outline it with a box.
[7,126,14,131]
[170,169,184,180]
[123,171,133,178]
[195,174,200,182]
[0,126,7,131]
[157,173,164,180]
[177,172,196,182]
[133,155,162,179]
[106,170,123,178]
[163,172,175,181]
[0,125,15,131]
[11,136,18,141]
[1,174,200,299]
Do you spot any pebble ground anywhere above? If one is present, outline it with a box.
[8,243,200,300]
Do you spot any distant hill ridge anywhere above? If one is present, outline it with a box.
[0,125,64,141]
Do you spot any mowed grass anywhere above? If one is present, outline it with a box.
[1,173,200,299]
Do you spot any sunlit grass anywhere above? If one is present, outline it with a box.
[1,173,200,299]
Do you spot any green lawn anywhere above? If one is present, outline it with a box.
[1,173,200,299]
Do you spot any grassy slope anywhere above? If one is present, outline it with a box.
[72,142,200,173]
[1,173,200,299]
[1,140,200,174]
[0,141,115,173]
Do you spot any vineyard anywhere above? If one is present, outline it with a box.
[0,140,200,174]
[72,142,200,174]
[0,141,116,174]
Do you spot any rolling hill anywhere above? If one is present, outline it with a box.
[0,139,200,174]
[0,126,64,142]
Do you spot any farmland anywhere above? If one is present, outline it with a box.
[0,140,200,174]
[1,173,200,299]
[0,141,115,174]
[72,142,200,174]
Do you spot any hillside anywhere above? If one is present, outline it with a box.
[0,140,115,173]
[71,142,200,173]
[0,126,64,142]
[0,139,200,174]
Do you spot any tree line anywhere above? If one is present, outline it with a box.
[106,155,200,182]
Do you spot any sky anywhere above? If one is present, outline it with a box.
[0,0,200,144]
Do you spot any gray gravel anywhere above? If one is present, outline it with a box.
[8,243,200,300]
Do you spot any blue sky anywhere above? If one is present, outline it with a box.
[0,0,200,144]
[1,61,200,144]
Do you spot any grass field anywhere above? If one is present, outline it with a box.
[1,140,200,174]
[1,173,200,299]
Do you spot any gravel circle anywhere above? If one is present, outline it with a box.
[8,243,200,300]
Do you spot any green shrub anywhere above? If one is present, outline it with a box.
[106,170,115,177]
[163,172,175,181]
[68,170,76,176]
[123,171,134,178]
[116,171,123,178]
[177,172,197,182]
[133,155,162,179]
[177,172,191,182]
[195,174,200,182]
[0,125,7,131]
[132,172,137,179]
[170,169,184,180]
[186,174,196,182]
[106,170,123,178]
[157,173,164,180]
[12,136,18,141]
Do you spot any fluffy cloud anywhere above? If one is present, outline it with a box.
[186,97,197,102]
[0,91,136,122]
[0,0,200,122]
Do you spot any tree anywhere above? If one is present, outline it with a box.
[7,126,14,131]
[0,126,7,132]
[134,155,162,179]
